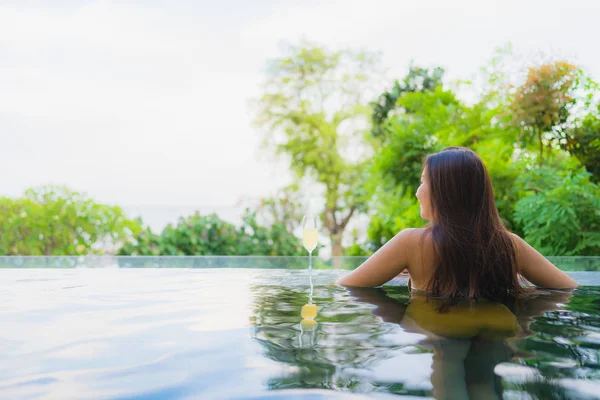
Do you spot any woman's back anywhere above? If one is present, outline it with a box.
[387,227,514,294]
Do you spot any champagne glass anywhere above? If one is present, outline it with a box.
[302,214,318,271]
[300,214,319,347]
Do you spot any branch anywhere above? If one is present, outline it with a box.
[339,206,356,230]
[324,207,337,233]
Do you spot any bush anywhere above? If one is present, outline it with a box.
[0,186,140,255]
[514,167,600,256]
[119,209,307,256]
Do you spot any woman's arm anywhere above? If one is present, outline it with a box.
[511,234,578,289]
[337,228,416,287]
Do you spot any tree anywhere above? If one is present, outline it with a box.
[563,109,600,182]
[161,213,240,255]
[119,210,307,256]
[238,209,306,256]
[513,166,600,256]
[0,186,140,255]
[253,184,304,233]
[253,42,383,257]
[370,64,445,139]
[509,62,578,164]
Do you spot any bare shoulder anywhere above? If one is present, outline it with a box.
[508,232,543,261]
[400,227,429,242]
[387,228,428,253]
[393,228,433,273]
[507,231,540,266]
[402,227,432,251]
[508,232,524,245]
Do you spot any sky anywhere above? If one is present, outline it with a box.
[1,0,599,226]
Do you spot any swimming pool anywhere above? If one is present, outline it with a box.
[0,257,599,399]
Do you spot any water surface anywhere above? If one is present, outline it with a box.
[0,268,599,399]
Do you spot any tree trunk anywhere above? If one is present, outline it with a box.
[331,232,343,268]
[538,132,544,166]
[325,206,355,267]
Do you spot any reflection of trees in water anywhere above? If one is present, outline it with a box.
[250,284,599,399]
[249,284,420,394]
[509,286,600,394]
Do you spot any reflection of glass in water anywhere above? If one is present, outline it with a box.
[298,318,316,347]
[299,269,317,347]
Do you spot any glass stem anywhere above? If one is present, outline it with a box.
[309,251,312,271]
[309,268,314,305]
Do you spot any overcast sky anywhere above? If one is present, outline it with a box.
[1,0,599,211]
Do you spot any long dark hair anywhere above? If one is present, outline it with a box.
[423,147,524,303]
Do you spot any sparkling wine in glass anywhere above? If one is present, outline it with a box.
[302,214,318,270]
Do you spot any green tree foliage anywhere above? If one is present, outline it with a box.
[564,109,600,182]
[0,185,308,257]
[162,213,240,255]
[253,184,304,232]
[0,186,140,255]
[239,209,307,256]
[514,166,600,256]
[118,227,163,256]
[344,228,371,256]
[253,42,382,256]
[370,65,445,139]
[119,198,308,256]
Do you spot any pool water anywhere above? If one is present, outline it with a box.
[0,268,599,399]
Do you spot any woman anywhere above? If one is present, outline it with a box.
[338,147,577,294]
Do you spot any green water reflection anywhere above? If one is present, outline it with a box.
[250,283,600,399]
